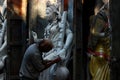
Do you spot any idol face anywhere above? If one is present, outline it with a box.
[46,7,55,21]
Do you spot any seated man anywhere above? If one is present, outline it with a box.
[19,39,61,80]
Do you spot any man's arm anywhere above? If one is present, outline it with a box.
[43,57,61,68]
[31,53,61,72]
[31,54,45,72]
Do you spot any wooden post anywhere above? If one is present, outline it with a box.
[7,0,28,79]
[110,0,120,80]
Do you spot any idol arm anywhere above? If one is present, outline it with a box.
[63,28,73,50]
[1,0,7,19]
[32,31,38,41]
[0,37,7,70]
[0,36,7,52]
[0,19,6,46]
[91,27,105,37]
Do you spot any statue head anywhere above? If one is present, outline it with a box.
[46,1,60,22]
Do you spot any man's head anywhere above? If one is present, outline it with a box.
[38,39,53,52]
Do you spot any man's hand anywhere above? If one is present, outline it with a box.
[44,57,61,68]
[52,57,61,63]
[43,60,53,64]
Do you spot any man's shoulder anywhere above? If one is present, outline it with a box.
[25,43,38,54]
[28,43,38,49]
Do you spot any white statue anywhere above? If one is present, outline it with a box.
[0,1,7,79]
[39,3,73,80]
[0,20,7,70]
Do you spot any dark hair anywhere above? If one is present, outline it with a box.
[38,39,53,52]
